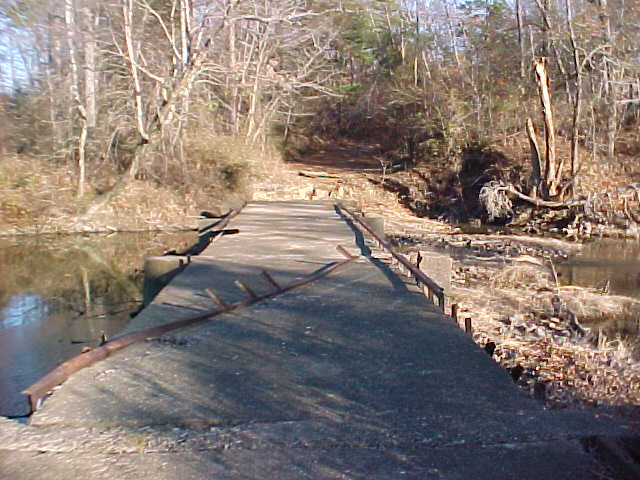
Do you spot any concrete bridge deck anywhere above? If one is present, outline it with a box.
[0,201,632,479]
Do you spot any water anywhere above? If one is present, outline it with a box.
[454,222,640,297]
[439,229,640,350]
[558,238,640,298]
[0,231,195,417]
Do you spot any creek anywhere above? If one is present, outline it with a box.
[557,237,640,298]
[558,237,640,349]
[0,231,195,418]
[456,223,640,297]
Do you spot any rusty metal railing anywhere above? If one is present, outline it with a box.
[22,245,359,414]
[337,204,445,312]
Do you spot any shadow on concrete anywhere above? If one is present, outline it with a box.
[31,262,623,477]
[334,205,410,294]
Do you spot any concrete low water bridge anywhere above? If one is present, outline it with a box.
[0,201,633,479]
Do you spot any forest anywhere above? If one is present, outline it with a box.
[1,0,639,234]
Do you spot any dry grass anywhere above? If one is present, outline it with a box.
[0,134,281,235]
[453,257,640,409]
[489,262,549,291]
[0,155,79,232]
[494,333,640,407]
[0,153,199,235]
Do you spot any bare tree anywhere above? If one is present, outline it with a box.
[565,0,582,188]
[64,0,88,198]
[84,0,210,214]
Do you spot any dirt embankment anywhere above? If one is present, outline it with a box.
[0,152,256,236]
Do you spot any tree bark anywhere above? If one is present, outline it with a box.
[534,58,559,198]
[122,0,149,144]
[526,117,543,199]
[65,0,88,198]
[498,184,585,209]
[516,0,526,80]
[83,5,96,129]
[599,0,617,160]
[229,15,239,134]
[565,0,582,190]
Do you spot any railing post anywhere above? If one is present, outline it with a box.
[437,292,445,313]
[465,317,473,334]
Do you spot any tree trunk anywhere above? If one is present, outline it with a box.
[565,0,582,192]
[534,58,559,198]
[516,0,526,80]
[65,0,88,198]
[84,143,147,216]
[444,2,461,68]
[600,0,617,160]
[229,17,239,134]
[122,0,149,144]
[246,30,267,142]
[180,0,192,64]
[526,117,543,199]
[83,6,96,129]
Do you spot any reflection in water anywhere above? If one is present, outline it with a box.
[555,238,640,353]
[0,231,195,417]
[2,295,49,329]
[558,238,640,297]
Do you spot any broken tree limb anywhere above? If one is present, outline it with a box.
[534,58,560,197]
[493,184,586,209]
[298,170,340,179]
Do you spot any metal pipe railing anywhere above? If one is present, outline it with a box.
[337,203,445,312]
[22,245,358,414]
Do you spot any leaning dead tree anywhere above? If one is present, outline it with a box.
[481,57,640,235]
[481,58,583,220]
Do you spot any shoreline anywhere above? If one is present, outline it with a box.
[0,224,197,238]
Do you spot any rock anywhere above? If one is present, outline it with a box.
[509,365,524,382]
[484,342,497,356]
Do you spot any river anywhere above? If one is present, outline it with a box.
[0,231,195,418]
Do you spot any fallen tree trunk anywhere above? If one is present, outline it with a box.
[496,184,586,209]
[480,181,585,221]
